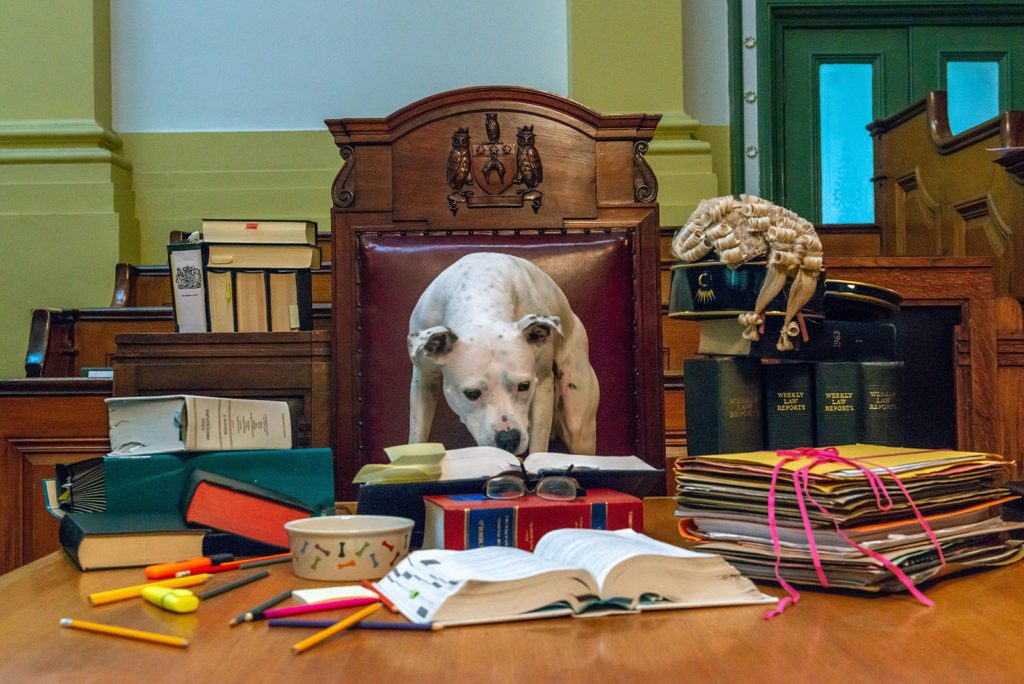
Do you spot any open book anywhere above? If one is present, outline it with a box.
[353,443,656,484]
[441,446,657,480]
[373,528,774,626]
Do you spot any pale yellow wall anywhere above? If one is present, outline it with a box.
[122,131,338,264]
[0,0,730,378]
[0,0,133,378]
[567,0,720,227]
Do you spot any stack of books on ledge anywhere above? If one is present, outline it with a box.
[45,394,335,570]
[167,219,320,333]
[674,445,1024,595]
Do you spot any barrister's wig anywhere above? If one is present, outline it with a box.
[670,195,823,351]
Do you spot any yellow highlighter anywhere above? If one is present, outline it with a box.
[142,586,199,613]
[89,573,209,606]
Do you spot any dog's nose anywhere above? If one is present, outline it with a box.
[495,429,520,453]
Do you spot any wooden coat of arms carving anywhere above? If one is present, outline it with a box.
[446,112,543,215]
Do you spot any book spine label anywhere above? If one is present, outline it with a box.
[684,357,764,456]
[861,361,904,446]
[814,362,861,447]
[763,362,815,449]
[446,505,516,550]
[184,397,292,451]
[167,244,208,333]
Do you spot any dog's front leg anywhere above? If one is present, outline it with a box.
[408,366,441,444]
[528,373,555,453]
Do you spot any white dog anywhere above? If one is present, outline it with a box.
[407,252,599,455]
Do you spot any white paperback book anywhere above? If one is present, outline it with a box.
[106,394,292,456]
[168,243,208,333]
[374,528,775,627]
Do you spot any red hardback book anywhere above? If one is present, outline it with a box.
[422,489,643,551]
[181,470,314,548]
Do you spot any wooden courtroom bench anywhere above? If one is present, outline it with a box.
[24,304,332,377]
[110,231,332,308]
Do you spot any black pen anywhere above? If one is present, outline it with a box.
[199,570,269,601]
[229,589,293,626]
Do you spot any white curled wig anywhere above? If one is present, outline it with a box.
[670,195,823,351]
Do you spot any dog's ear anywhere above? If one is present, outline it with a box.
[516,314,563,345]
[408,326,458,365]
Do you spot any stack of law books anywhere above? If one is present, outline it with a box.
[45,394,335,570]
[167,219,320,333]
[674,445,1024,595]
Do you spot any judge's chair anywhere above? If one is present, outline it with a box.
[327,87,665,498]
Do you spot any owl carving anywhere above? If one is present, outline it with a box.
[513,125,542,189]
[446,127,473,192]
[485,113,500,143]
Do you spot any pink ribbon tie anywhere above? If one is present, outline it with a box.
[762,447,943,619]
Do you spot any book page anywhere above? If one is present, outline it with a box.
[376,546,594,623]
[206,270,235,332]
[523,452,656,472]
[235,271,269,332]
[268,271,298,331]
[533,528,712,590]
[440,446,521,480]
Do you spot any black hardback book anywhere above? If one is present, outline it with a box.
[860,361,904,446]
[683,357,764,456]
[763,362,815,450]
[813,361,862,447]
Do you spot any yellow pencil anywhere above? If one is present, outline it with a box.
[60,618,189,648]
[292,602,381,655]
[88,573,211,606]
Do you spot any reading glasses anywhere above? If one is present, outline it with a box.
[484,462,583,501]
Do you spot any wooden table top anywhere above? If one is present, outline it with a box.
[4,499,1024,682]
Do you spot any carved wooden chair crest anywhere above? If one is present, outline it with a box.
[326,86,664,498]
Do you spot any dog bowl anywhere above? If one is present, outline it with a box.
[285,515,414,581]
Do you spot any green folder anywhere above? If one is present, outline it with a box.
[102,448,335,515]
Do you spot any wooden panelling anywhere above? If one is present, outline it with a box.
[870,92,1024,297]
[0,379,111,574]
[111,331,332,474]
[26,305,332,377]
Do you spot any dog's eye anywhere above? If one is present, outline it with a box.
[517,382,530,392]
[463,389,482,401]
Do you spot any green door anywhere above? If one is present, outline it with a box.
[769,18,1024,225]
[779,28,909,224]
[910,25,1024,133]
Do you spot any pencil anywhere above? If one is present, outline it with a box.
[60,618,189,648]
[292,602,381,655]
[230,590,293,626]
[361,579,399,613]
[198,570,269,600]
[269,618,441,631]
[89,573,211,606]
[260,596,378,621]
[237,556,292,570]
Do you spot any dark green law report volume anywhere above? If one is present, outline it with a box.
[861,361,904,446]
[814,361,861,447]
[684,357,763,456]
[763,362,815,450]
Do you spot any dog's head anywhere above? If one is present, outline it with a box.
[408,314,562,455]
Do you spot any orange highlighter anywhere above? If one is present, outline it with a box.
[145,554,234,580]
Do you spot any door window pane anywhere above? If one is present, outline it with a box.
[946,61,999,134]
[820,63,874,224]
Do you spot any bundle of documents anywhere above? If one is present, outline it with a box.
[674,444,1024,594]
